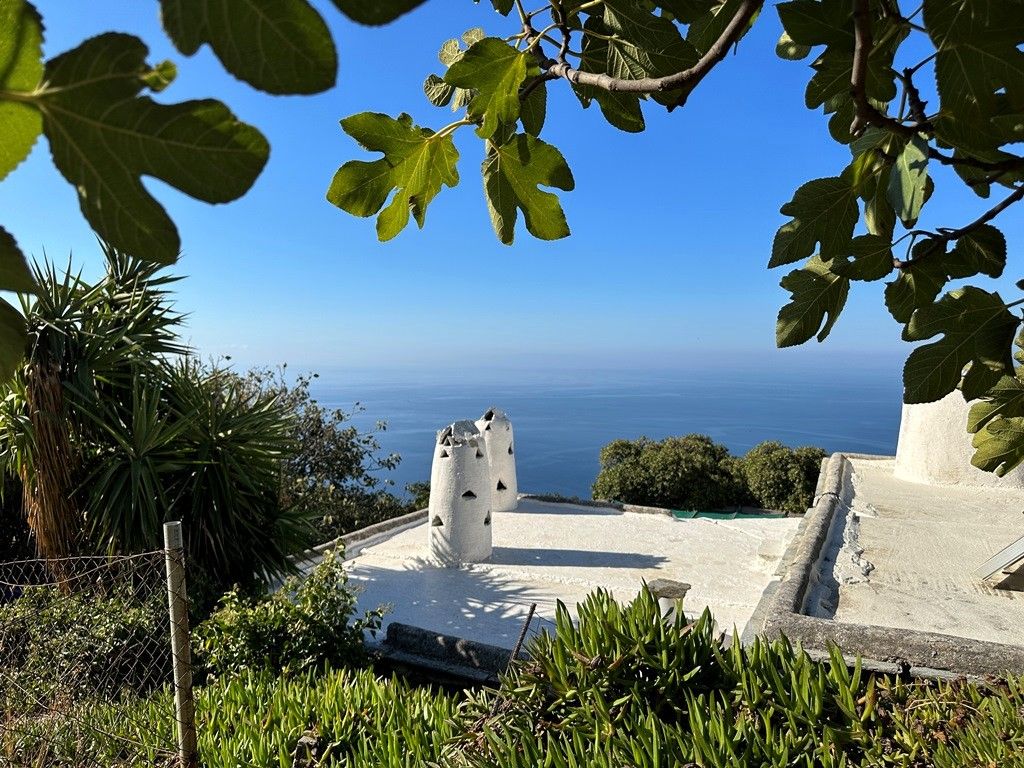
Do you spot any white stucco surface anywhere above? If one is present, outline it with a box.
[831,456,1024,646]
[428,421,492,565]
[476,408,518,513]
[343,498,801,650]
[894,392,1024,489]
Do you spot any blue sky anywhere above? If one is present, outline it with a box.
[2,2,1020,377]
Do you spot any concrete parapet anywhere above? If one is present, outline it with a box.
[754,452,1024,678]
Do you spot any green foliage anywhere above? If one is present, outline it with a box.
[483,132,575,243]
[592,435,824,513]
[7,586,1024,767]
[459,588,1024,768]
[901,286,1017,403]
[444,37,529,140]
[776,255,850,346]
[0,581,167,713]
[161,0,338,95]
[769,176,860,268]
[0,0,427,379]
[887,134,929,227]
[330,0,428,26]
[0,249,315,586]
[2,0,1024,473]
[5,665,460,767]
[332,1,753,244]
[153,360,313,586]
[0,0,43,184]
[192,551,384,681]
[482,589,734,731]
[0,288,27,385]
[236,366,407,543]
[0,249,401,593]
[769,0,1024,474]
[0,4,269,267]
[405,481,431,510]
[0,474,31,560]
[742,441,826,514]
[39,34,268,265]
[326,112,459,241]
[591,434,749,511]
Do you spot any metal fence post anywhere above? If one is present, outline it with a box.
[163,521,198,768]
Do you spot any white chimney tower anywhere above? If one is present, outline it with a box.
[427,420,493,565]
[476,407,518,513]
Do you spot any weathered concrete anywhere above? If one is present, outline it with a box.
[380,622,525,683]
[833,456,1024,643]
[757,453,1024,678]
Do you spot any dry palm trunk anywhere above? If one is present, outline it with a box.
[21,360,80,573]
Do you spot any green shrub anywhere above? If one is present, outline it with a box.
[742,441,826,514]
[472,589,732,731]
[238,366,408,545]
[0,250,408,597]
[309,490,412,543]
[591,435,826,513]
[0,581,167,713]
[0,250,319,590]
[405,481,431,510]
[7,587,1024,768]
[591,434,748,511]
[77,359,316,592]
[192,551,385,681]
[0,472,32,560]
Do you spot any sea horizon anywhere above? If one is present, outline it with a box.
[311,357,905,499]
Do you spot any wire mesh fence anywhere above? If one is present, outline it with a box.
[0,549,183,766]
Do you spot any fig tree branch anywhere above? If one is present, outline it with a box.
[850,0,923,137]
[539,0,763,107]
[893,185,1024,268]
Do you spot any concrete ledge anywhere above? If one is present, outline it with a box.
[519,494,625,511]
[757,452,1024,678]
[292,507,429,571]
[378,622,528,684]
[767,613,1024,680]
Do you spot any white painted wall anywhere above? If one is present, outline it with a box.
[476,407,518,513]
[894,391,1024,489]
[428,421,493,565]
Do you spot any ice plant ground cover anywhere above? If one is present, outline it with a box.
[4,587,1024,767]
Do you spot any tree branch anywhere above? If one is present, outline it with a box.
[549,0,571,64]
[927,147,1024,176]
[940,185,1024,242]
[541,0,763,107]
[850,0,923,137]
[893,185,1024,268]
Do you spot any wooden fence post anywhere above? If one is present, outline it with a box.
[163,521,198,767]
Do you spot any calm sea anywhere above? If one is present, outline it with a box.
[312,362,904,499]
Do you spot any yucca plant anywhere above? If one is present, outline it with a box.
[161,359,312,585]
[0,245,317,589]
[0,247,185,562]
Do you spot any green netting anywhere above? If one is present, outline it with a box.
[670,509,787,520]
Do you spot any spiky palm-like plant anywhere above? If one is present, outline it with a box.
[0,245,314,589]
[0,247,185,562]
